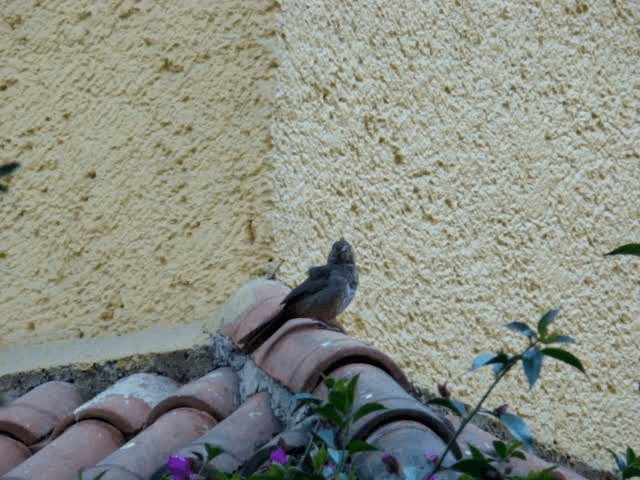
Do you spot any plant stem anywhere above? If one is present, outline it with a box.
[298,417,320,469]
[336,415,349,476]
[431,363,513,474]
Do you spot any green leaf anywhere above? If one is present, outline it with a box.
[0,162,20,177]
[542,333,576,344]
[537,309,560,338]
[449,459,496,477]
[311,446,330,473]
[313,404,344,426]
[0,184,7,192]
[427,397,466,416]
[468,444,488,462]
[505,440,524,452]
[627,447,638,463]
[504,321,536,338]
[511,450,527,460]
[346,439,379,455]
[87,472,107,480]
[623,466,640,480]
[204,443,223,460]
[329,388,350,415]
[607,448,627,471]
[493,440,507,459]
[498,412,534,445]
[606,243,640,257]
[352,402,386,422]
[522,348,543,387]
[345,374,360,410]
[523,467,562,480]
[541,347,586,374]
[323,377,336,389]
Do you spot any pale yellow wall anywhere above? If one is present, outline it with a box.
[271,0,639,469]
[1,0,639,470]
[0,1,277,343]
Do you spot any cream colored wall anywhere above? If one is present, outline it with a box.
[0,1,277,343]
[1,0,638,470]
[271,0,639,468]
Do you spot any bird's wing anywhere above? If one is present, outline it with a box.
[281,277,329,306]
[307,265,330,279]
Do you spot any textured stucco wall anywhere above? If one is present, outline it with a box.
[271,0,639,468]
[1,0,639,470]
[0,1,278,344]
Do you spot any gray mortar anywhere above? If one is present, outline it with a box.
[209,334,310,427]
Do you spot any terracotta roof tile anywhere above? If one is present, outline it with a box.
[82,407,217,480]
[0,279,593,479]
[313,363,462,458]
[240,427,312,475]
[171,391,280,474]
[250,317,413,393]
[219,279,291,347]
[147,367,240,424]
[0,381,81,445]
[4,419,124,480]
[0,435,30,474]
[53,373,179,438]
[351,420,457,479]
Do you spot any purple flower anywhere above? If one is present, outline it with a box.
[382,454,400,474]
[167,455,197,480]
[322,463,336,478]
[423,473,439,480]
[270,447,288,465]
[425,450,439,463]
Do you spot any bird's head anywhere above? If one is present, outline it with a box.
[328,239,355,265]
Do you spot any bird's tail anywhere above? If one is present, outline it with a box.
[241,308,288,352]
[241,309,346,353]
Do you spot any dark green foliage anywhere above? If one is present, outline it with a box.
[536,309,560,339]
[605,244,640,257]
[0,162,20,177]
[0,161,20,191]
[608,447,640,479]
[541,347,585,374]
[352,402,386,422]
[492,441,526,461]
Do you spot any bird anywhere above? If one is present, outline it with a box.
[243,239,358,351]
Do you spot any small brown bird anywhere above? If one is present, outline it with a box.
[244,239,358,351]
